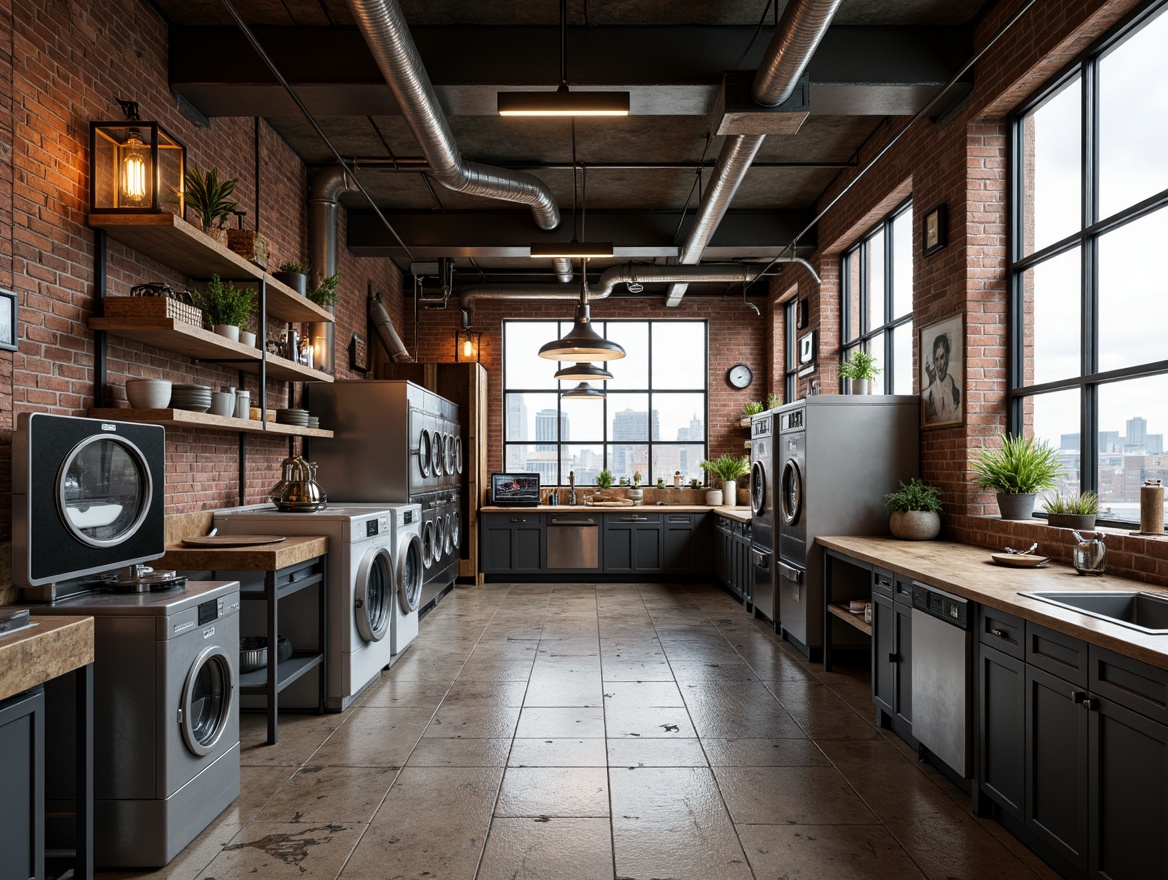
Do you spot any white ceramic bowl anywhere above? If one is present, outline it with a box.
[209,391,236,417]
[125,378,172,410]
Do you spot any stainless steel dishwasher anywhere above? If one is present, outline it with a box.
[910,582,972,777]
[546,515,600,570]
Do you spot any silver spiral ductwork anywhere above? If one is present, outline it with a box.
[666,0,842,306]
[346,0,560,232]
[460,264,762,321]
[369,289,412,362]
[308,165,357,373]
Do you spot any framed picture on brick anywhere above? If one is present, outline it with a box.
[922,204,947,257]
[920,313,963,429]
[0,289,17,352]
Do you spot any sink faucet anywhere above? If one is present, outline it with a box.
[569,471,577,505]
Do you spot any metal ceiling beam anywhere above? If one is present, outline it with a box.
[345,208,816,261]
[170,25,970,118]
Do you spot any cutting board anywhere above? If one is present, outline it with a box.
[182,534,286,547]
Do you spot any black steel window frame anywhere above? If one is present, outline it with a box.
[784,298,798,403]
[502,319,709,486]
[1007,0,1168,524]
[840,198,913,393]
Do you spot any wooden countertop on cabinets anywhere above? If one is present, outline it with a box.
[158,535,329,571]
[480,505,751,516]
[818,536,1168,669]
[0,616,94,702]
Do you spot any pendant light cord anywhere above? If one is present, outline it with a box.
[560,0,568,88]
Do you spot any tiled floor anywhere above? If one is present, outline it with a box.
[102,582,1059,880]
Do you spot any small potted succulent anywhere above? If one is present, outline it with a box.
[1043,490,1099,530]
[194,274,254,342]
[274,261,309,296]
[884,478,943,540]
[839,349,881,395]
[971,433,1064,520]
[629,470,644,503]
[596,469,614,490]
[689,478,702,491]
[184,164,238,243]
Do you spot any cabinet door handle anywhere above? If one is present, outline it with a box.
[1082,697,1098,712]
[1070,690,1086,704]
[990,628,1008,639]
[888,653,899,664]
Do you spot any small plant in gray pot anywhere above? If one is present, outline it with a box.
[971,433,1064,520]
[884,478,943,540]
[194,274,254,343]
[1043,490,1099,530]
[274,261,309,296]
[839,349,881,395]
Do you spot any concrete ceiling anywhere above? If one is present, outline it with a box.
[157,0,986,293]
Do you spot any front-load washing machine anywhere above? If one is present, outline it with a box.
[213,505,400,710]
[341,502,423,661]
[35,580,241,868]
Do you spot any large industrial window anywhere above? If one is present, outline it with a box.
[1010,2,1168,525]
[784,298,799,403]
[503,320,708,486]
[840,200,914,394]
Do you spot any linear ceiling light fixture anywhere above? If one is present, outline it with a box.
[498,0,629,117]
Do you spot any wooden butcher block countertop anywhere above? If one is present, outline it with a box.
[818,536,1168,669]
[159,535,329,572]
[0,615,94,702]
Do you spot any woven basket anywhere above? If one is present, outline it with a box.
[227,230,269,269]
[104,296,203,328]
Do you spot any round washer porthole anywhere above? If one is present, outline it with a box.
[454,436,463,474]
[431,434,445,476]
[450,513,460,551]
[355,546,393,643]
[750,461,767,516]
[422,521,435,569]
[780,459,802,526]
[57,433,154,548]
[180,646,233,757]
[443,513,453,555]
[418,430,432,477]
[398,534,423,614]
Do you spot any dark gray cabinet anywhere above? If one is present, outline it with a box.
[481,512,544,573]
[663,513,695,572]
[0,687,44,880]
[713,516,751,600]
[871,569,912,742]
[604,513,662,573]
[979,645,1025,821]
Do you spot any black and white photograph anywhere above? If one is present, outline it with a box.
[0,288,17,352]
[921,313,964,428]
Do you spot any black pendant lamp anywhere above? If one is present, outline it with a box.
[538,265,626,362]
[554,361,613,381]
[562,381,606,399]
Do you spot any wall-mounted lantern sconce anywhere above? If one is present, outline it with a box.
[455,326,483,363]
[90,99,185,214]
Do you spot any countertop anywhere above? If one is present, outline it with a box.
[159,535,329,571]
[819,536,1168,669]
[480,504,752,517]
[0,615,94,702]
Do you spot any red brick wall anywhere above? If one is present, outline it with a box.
[0,0,406,601]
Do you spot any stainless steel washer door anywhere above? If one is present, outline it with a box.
[422,520,435,569]
[180,645,234,757]
[355,545,393,643]
[418,429,432,478]
[780,459,802,526]
[750,460,767,516]
[454,436,463,474]
[450,512,461,551]
[397,534,424,614]
[58,434,153,548]
[443,513,453,554]
[431,433,445,476]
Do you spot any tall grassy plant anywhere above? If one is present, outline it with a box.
[699,454,750,481]
[184,165,238,233]
[971,434,1063,495]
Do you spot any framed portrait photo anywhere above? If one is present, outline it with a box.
[920,313,964,429]
[922,203,947,257]
[0,289,17,352]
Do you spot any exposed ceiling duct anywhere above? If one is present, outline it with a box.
[369,288,413,363]
[665,0,843,307]
[459,263,763,322]
[346,0,572,284]
[307,165,357,374]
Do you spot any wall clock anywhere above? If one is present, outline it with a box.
[727,363,753,389]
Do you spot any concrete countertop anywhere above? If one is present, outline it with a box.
[480,505,751,516]
[0,615,94,702]
[159,535,329,572]
[819,535,1168,669]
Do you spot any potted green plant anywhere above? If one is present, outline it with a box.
[971,433,1064,520]
[308,273,340,309]
[194,274,254,342]
[884,478,943,540]
[274,261,309,297]
[699,454,750,507]
[840,349,881,395]
[767,392,782,409]
[689,478,702,491]
[1043,490,1099,530]
[629,470,644,503]
[184,164,238,242]
[742,400,765,421]
[656,477,666,490]
[596,469,614,490]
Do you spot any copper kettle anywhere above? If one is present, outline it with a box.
[269,455,327,511]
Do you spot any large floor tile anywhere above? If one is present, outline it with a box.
[406,736,513,767]
[496,767,610,817]
[602,680,684,708]
[523,673,604,707]
[423,703,521,738]
[194,822,364,879]
[477,818,613,880]
[514,706,606,738]
[703,737,830,767]
[255,765,398,823]
[738,823,929,880]
[605,705,697,738]
[607,737,709,768]
[307,707,433,767]
[508,737,609,767]
[713,765,878,825]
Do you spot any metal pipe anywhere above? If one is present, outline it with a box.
[665,0,842,306]
[308,165,356,374]
[369,289,413,362]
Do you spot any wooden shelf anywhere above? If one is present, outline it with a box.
[828,602,872,637]
[740,417,751,427]
[88,316,332,383]
[88,212,334,325]
[88,407,334,438]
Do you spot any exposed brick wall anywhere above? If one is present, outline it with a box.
[0,0,406,603]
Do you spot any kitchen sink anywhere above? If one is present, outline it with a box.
[1020,591,1168,634]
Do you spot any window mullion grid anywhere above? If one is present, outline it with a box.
[883,217,895,393]
[1080,55,1100,492]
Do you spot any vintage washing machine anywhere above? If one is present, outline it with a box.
[12,413,241,868]
[212,504,408,709]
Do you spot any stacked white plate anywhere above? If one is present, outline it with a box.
[275,408,309,427]
[171,383,212,413]
[306,416,320,430]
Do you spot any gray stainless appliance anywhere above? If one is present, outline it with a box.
[749,410,775,620]
[911,582,972,777]
[36,580,241,868]
[306,380,461,609]
[547,514,600,570]
[775,396,919,658]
